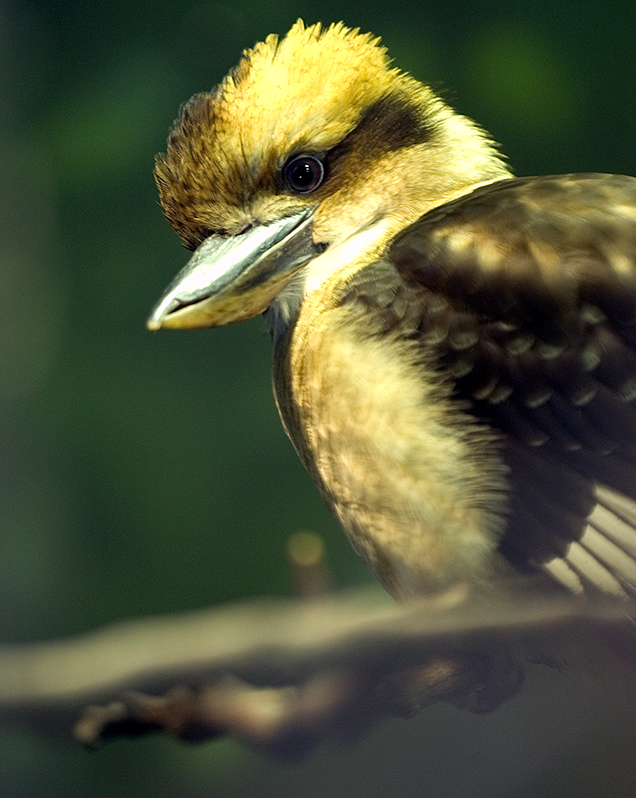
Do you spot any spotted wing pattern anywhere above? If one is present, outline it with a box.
[386,173,636,595]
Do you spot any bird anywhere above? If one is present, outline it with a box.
[148,20,636,602]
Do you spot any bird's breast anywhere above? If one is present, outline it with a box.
[271,263,509,599]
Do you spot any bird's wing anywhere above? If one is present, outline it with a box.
[388,173,636,595]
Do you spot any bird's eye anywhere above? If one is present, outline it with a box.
[283,155,325,194]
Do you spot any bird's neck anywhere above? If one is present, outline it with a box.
[268,174,509,335]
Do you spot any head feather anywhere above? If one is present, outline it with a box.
[155,20,508,250]
[155,21,409,247]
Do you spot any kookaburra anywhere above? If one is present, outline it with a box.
[148,21,636,601]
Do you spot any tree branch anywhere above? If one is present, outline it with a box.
[0,583,632,757]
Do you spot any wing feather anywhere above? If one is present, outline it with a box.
[388,173,636,595]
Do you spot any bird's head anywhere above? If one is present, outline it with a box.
[148,20,509,330]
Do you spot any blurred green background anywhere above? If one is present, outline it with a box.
[2,0,636,795]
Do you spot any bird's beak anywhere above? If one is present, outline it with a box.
[147,208,319,329]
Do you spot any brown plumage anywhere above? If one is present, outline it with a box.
[149,21,636,601]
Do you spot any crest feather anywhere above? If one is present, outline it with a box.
[154,21,406,246]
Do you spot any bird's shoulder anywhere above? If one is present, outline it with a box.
[390,172,636,329]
